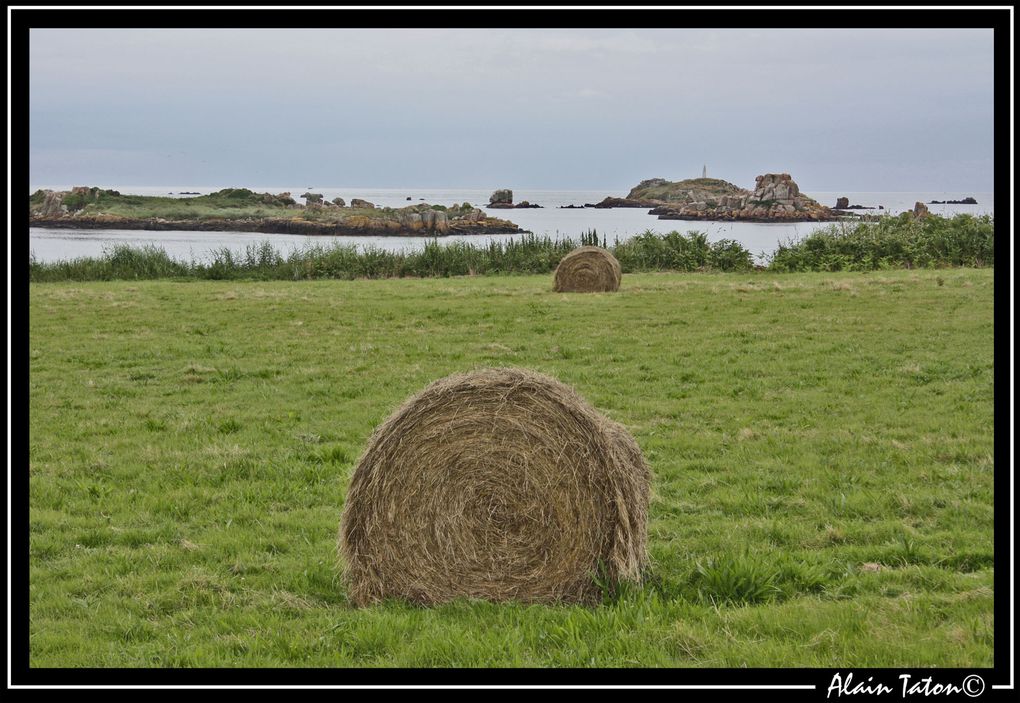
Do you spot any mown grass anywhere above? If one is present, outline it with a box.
[28,269,994,667]
[29,214,993,283]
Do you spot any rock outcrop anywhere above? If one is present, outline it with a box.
[833,197,877,210]
[651,173,837,222]
[332,197,346,207]
[489,189,513,207]
[350,198,375,209]
[929,197,978,205]
[912,201,930,218]
[37,190,67,216]
[591,197,654,208]
[487,189,543,209]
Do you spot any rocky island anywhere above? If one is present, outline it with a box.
[29,186,524,236]
[575,173,838,222]
[929,197,978,205]
[646,173,836,222]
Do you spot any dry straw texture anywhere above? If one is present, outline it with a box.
[338,367,651,606]
[553,246,622,293]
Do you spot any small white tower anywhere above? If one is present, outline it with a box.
[702,164,707,178]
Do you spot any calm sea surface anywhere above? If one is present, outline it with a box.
[28,186,994,264]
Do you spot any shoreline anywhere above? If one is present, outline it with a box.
[28,215,526,238]
[652,212,842,224]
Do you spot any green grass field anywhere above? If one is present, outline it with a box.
[28,269,994,667]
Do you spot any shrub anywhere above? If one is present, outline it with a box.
[769,214,994,271]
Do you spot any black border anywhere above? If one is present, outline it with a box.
[10,4,1014,694]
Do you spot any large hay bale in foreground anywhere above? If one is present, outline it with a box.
[338,367,651,606]
[553,246,622,293]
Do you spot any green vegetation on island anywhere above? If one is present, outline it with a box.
[29,186,522,236]
[626,176,747,203]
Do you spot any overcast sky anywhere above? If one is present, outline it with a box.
[28,28,994,192]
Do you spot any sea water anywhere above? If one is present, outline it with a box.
[27,186,994,264]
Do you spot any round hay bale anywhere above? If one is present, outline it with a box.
[338,367,651,606]
[553,246,622,293]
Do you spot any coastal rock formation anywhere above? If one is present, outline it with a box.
[913,201,930,218]
[929,197,978,205]
[417,207,450,234]
[302,192,323,203]
[591,197,653,208]
[37,190,67,216]
[350,198,375,209]
[396,204,492,233]
[487,188,543,209]
[29,187,523,237]
[30,186,124,215]
[489,189,513,207]
[832,196,877,210]
[651,173,836,222]
[332,197,346,207]
[626,177,745,206]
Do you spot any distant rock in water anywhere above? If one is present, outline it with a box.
[590,197,653,208]
[929,197,978,205]
[912,201,930,218]
[350,198,375,209]
[332,197,346,207]
[832,196,877,210]
[488,189,514,207]
[651,173,837,222]
[487,189,543,209]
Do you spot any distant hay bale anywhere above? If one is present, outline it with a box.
[338,367,651,606]
[553,246,622,293]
